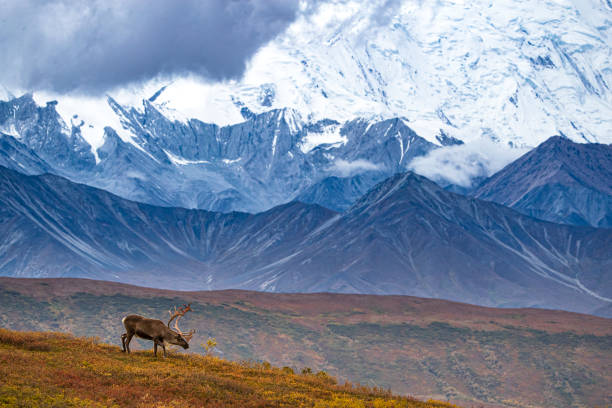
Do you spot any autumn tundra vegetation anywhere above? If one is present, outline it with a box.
[0,328,459,408]
[2,278,611,407]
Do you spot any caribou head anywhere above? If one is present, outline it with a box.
[167,304,196,345]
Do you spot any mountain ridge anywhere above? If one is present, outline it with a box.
[256,171,611,312]
[1,164,610,317]
[3,94,611,227]
[474,136,612,227]
[0,94,437,213]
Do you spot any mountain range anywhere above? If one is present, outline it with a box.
[1,1,611,221]
[1,0,611,323]
[1,164,610,317]
[2,94,611,228]
[0,93,436,213]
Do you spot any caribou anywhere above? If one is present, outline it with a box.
[121,304,195,357]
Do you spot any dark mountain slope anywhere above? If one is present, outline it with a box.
[231,173,612,315]
[1,166,610,316]
[474,136,612,227]
[296,172,388,212]
[0,165,336,289]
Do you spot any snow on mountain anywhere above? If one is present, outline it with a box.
[21,0,612,150]
[0,94,438,212]
[1,0,611,211]
[241,0,612,147]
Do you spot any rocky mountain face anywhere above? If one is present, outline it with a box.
[296,172,388,212]
[0,94,436,213]
[4,94,611,226]
[1,165,610,316]
[474,136,612,227]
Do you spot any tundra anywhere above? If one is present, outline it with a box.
[121,304,195,357]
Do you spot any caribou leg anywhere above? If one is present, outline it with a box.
[124,332,134,354]
[152,339,166,358]
[121,333,127,352]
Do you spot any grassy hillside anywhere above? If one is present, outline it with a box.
[0,329,458,408]
[1,278,611,408]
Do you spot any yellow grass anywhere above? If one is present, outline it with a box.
[0,329,460,408]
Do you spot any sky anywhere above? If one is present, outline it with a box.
[0,0,301,93]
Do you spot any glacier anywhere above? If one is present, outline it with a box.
[21,0,611,148]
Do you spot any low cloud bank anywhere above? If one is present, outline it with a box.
[409,140,529,187]
[331,159,381,177]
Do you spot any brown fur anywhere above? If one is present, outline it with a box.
[121,314,189,357]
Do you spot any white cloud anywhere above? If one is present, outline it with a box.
[331,159,381,177]
[409,139,529,187]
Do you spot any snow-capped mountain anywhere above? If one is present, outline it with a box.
[2,165,610,316]
[24,0,612,149]
[1,0,610,212]
[0,94,436,212]
[1,0,611,215]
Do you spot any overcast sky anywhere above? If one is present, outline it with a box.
[0,0,301,93]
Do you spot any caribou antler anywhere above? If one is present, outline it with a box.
[167,304,195,342]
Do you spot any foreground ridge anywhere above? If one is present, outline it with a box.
[0,329,457,408]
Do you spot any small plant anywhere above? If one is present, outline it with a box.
[201,337,217,355]
[301,367,313,375]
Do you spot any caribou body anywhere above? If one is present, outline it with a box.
[121,304,195,357]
